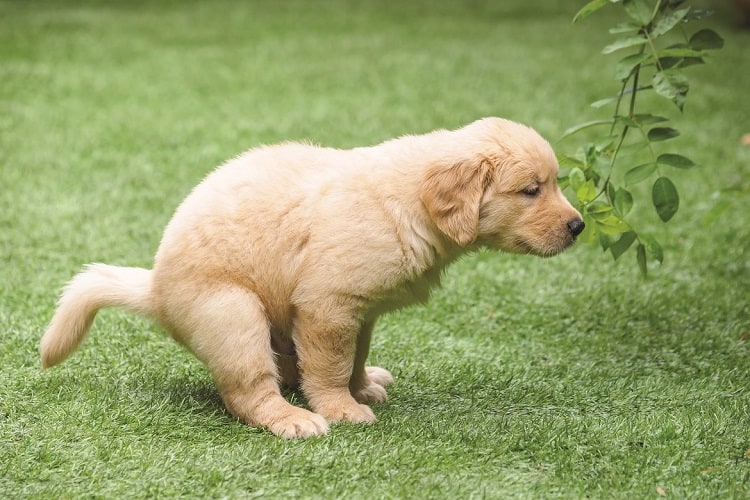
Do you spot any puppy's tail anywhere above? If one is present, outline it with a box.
[40,264,155,369]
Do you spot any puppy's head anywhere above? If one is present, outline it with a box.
[421,117,584,256]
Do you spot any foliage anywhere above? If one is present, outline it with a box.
[562,0,723,276]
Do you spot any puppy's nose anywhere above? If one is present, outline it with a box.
[567,218,585,237]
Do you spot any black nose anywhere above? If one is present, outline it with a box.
[567,218,585,237]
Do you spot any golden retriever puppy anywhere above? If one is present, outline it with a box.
[40,117,584,439]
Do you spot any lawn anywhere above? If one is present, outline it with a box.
[1,0,749,497]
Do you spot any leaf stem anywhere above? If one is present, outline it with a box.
[597,58,642,204]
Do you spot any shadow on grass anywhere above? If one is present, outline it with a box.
[110,366,318,429]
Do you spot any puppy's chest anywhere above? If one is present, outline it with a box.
[365,266,443,318]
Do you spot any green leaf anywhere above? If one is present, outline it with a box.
[576,180,598,204]
[650,7,691,37]
[610,231,637,260]
[625,162,657,186]
[596,214,631,235]
[586,201,614,221]
[652,71,686,99]
[613,187,633,217]
[603,35,648,54]
[609,22,641,34]
[557,154,585,169]
[652,176,679,222]
[676,57,705,69]
[689,28,724,50]
[569,167,586,191]
[632,113,669,125]
[590,96,620,109]
[623,0,654,25]
[640,234,664,263]
[652,70,689,110]
[658,56,683,70]
[657,47,706,59]
[647,127,680,141]
[573,0,613,23]
[636,243,648,276]
[606,182,616,205]
[578,214,597,244]
[599,232,615,251]
[657,153,696,169]
[560,119,614,139]
[615,52,651,80]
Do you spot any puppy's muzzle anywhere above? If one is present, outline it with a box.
[567,218,585,238]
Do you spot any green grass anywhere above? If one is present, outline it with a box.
[2,0,749,497]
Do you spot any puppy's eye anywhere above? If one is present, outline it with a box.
[522,185,540,196]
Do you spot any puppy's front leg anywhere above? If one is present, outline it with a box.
[294,304,376,424]
[349,320,393,404]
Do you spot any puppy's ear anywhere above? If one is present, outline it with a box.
[421,157,492,246]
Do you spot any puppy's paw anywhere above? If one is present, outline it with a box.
[353,381,388,404]
[266,407,329,439]
[366,366,394,387]
[316,399,376,424]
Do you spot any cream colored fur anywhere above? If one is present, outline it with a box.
[40,117,583,438]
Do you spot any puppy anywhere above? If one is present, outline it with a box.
[40,117,584,438]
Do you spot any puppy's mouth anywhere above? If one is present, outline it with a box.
[515,232,578,258]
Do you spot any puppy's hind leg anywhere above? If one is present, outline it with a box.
[185,287,328,439]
